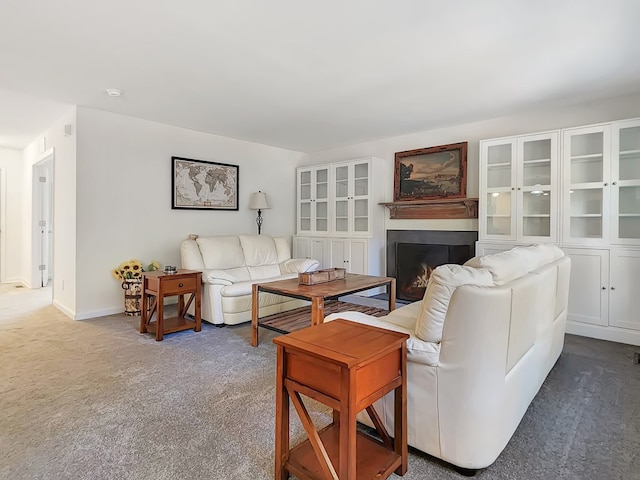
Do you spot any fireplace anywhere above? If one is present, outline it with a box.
[387,230,477,302]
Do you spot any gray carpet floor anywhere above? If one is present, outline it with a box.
[1,285,640,480]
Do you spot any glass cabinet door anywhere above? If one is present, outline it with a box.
[563,126,610,245]
[482,139,516,239]
[334,165,349,233]
[314,167,329,233]
[518,133,557,241]
[612,121,640,243]
[352,161,369,233]
[298,169,312,233]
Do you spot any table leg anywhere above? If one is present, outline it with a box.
[156,291,164,342]
[388,278,396,312]
[339,368,357,479]
[311,297,325,326]
[251,283,259,347]
[140,283,148,333]
[274,345,290,480]
[394,342,408,475]
[195,275,202,332]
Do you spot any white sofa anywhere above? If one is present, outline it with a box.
[325,244,571,471]
[181,235,319,325]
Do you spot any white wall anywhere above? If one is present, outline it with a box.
[0,147,24,282]
[75,107,305,319]
[304,92,640,233]
[22,108,77,316]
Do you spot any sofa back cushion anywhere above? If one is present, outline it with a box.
[273,237,292,262]
[239,235,279,266]
[415,264,494,343]
[464,243,564,285]
[196,236,246,269]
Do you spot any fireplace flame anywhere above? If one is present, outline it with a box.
[411,263,433,288]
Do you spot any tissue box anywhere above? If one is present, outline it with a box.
[298,268,346,285]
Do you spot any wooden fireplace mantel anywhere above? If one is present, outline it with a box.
[380,198,478,220]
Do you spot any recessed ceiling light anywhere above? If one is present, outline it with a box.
[105,88,123,97]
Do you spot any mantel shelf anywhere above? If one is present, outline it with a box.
[380,198,479,220]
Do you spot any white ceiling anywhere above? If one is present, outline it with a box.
[1,0,640,152]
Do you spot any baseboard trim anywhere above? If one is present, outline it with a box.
[53,299,75,319]
[566,321,640,346]
[73,306,123,321]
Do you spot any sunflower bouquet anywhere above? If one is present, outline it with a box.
[111,259,160,281]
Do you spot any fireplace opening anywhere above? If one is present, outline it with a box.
[396,243,472,301]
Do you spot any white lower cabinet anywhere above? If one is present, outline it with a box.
[562,248,609,327]
[477,242,640,344]
[293,237,327,269]
[609,249,640,331]
[329,238,368,274]
[563,247,640,344]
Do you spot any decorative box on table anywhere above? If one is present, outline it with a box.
[298,267,346,285]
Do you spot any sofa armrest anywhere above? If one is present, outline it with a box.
[279,258,319,274]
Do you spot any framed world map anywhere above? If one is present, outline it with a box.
[171,156,239,210]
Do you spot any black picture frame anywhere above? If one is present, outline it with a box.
[171,156,239,210]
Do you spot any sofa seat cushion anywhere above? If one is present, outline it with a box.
[203,267,251,285]
[220,274,299,297]
[324,310,440,366]
[415,264,494,343]
[249,264,281,280]
[221,289,303,314]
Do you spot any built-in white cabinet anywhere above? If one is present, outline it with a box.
[296,166,330,235]
[293,237,328,269]
[479,132,559,243]
[562,118,640,246]
[478,117,640,346]
[295,157,387,291]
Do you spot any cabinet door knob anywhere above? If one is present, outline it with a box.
[604,183,608,186]
[511,187,515,190]
[611,287,615,290]
[613,181,617,185]
[602,286,606,290]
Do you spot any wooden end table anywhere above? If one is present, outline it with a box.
[273,319,408,480]
[140,269,202,341]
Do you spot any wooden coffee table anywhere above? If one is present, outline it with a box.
[251,273,395,346]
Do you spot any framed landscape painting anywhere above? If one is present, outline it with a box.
[172,156,239,210]
[394,142,468,201]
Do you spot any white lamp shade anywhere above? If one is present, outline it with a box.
[249,191,270,210]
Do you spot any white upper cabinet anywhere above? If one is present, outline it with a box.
[480,132,558,242]
[332,159,372,236]
[611,119,640,245]
[562,120,640,246]
[296,166,330,235]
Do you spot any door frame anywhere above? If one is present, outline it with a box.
[31,148,54,288]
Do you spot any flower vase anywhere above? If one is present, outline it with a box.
[122,278,143,316]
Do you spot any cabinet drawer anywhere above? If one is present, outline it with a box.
[162,276,197,295]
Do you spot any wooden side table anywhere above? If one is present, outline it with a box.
[273,319,409,480]
[140,269,202,341]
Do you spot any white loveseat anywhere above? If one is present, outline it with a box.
[181,235,319,325]
[325,244,571,471]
